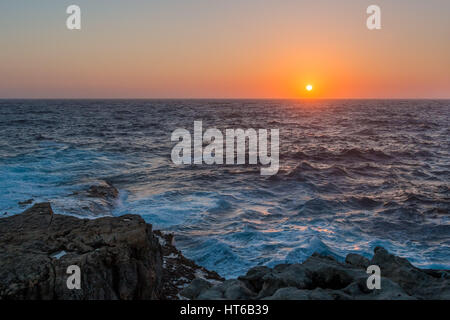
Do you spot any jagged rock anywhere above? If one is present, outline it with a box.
[342,276,414,300]
[194,280,256,300]
[18,199,34,206]
[182,279,256,300]
[308,288,336,300]
[68,181,120,216]
[238,266,271,292]
[0,203,224,300]
[263,287,310,300]
[301,254,361,290]
[222,280,256,299]
[370,246,450,299]
[256,264,310,298]
[86,181,119,199]
[345,253,370,269]
[154,231,224,300]
[197,286,225,300]
[179,279,212,300]
[0,203,163,300]
[181,247,449,300]
[2,203,448,300]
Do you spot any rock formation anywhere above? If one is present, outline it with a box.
[0,203,220,300]
[181,249,450,300]
[1,202,448,300]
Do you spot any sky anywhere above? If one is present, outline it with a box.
[0,0,449,99]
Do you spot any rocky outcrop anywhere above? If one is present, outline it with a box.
[69,181,120,216]
[18,199,34,207]
[154,231,223,299]
[370,247,450,300]
[0,203,221,300]
[1,203,448,300]
[0,203,163,299]
[85,181,119,199]
[181,250,450,300]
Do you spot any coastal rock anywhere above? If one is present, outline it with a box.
[221,279,256,300]
[182,248,449,300]
[18,199,34,207]
[238,266,271,292]
[197,286,226,300]
[263,287,310,300]
[256,264,310,298]
[193,280,256,300]
[69,181,120,216]
[86,181,119,199]
[0,203,163,300]
[370,246,450,299]
[301,254,361,290]
[179,279,212,300]
[0,203,224,300]
[345,253,370,269]
[1,203,448,300]
[155,230,224,300]
[342,276,414,300]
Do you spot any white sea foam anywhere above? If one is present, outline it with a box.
[1,99,449,278]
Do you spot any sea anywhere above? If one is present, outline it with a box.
[0,99,449,278]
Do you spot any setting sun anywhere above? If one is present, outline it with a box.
[306,84,313,92]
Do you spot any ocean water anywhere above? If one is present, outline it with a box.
[0,99,449,278]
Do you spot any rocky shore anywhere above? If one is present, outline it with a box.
[0,203,221,299]
[1,202,449,300]
[181,248,450,300]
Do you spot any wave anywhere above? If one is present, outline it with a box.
[285,236,343,263]
[1,99,449,277]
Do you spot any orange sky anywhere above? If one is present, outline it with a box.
[0,0,449,98]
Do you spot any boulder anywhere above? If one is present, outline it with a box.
[238,266,271,293]
[69,181,120,216]
[342,276,414,300]
[184,279,256,300]
[155,230,223,299]
[18,199,34,207]
[370,246,450,299]
[345,253,370,269]
[179,278,212,300]
[181,246,449,300]
[256,264,309,298]
[197,286,226,300]
[263,287,310,300]
[222,280,256,300]
[86,181,119,199]
[301,254,362,290]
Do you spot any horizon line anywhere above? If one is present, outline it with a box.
[1,97,449,100]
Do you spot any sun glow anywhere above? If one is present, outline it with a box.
[306,84,313,92]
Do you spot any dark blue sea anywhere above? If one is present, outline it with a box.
[0,99,449,278]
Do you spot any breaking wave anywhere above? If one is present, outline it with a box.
[0,99,449,278]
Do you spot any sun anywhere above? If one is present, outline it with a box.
[306,84,313,92]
